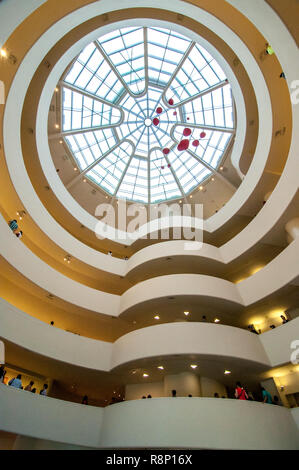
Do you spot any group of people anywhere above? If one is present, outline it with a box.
[8,219,23,239]
[139,385,281,404]
[234,382,280,405]
[0,367,48,396]
[248,315,290,334]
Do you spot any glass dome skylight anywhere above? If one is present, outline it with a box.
[61,26,235,204]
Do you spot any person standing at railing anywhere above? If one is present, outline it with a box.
[0,365,6,383]
[8,374,22,389]
[235,382,248,400]
[39,384,48,396]
[24,381,34,392]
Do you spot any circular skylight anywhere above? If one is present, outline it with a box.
[61,26,235,204]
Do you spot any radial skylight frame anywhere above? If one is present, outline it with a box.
[60,26,236,204]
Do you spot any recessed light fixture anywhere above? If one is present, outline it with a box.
[55,87,59,92]
[211,177,215,181]
[214,318,220,323]
[199,186,203,191]
[143,373,149,377]
[55,124,59,129]
[224,370,231,375]
[184,311,190,316]
[157,366,164,370]
[190,364,197,369]
[154,315,160,320]
[0,49,7,58]
[74,167,77,171]
[220,166,224,171]
[190,195,193,199]
[59,140,63,144]
[64,254,71,264]
[83,178,87,183]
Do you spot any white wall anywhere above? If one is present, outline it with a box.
[112,322,271,369]
[200,377,227,398]
[0,384,104,448]
[164,373,201,397]
[100,398,299,450]
[259,317,299,367]
[0,297,112,371]
[291,408,299,431]
[1,384,298,449]
[125,381,164,400]
[0,0,46,47]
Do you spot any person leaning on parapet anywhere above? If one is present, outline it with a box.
[40,384,48,396]
[261,387,273,404]
[8,374,22,389]
[24,381,34,392]
[0,365,6,383]
[235,382,248,400]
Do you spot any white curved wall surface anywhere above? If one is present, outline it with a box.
[100,398,299,450]
[239,237,299,305]
[259,317,299,368]
[126,241,222,274]
[1,297,297,371]
[120,274,243,314]
[2,386,297,450]
[0,215,120,316]
[112,322,271,369]
[0,0,46,47]
[0,297,112,371]
[0,384,104,448]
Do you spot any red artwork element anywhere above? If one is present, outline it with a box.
[163,148,170,155]
[200,131,206,138]
[192,140,199,147]
[168,98,174,106]
[153,117,160,126]
[173,111,177,116]
[177,139,190,151]
[168,164,171,168]
[156,107,163,114]
[161,166,165,170]
[183,128,191,137]
[187,117,190,120]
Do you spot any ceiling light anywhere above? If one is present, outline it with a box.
[190,195,192,199]
[83,178,87,183]
[214,318,220,323]
[224,370,231,375]
[211,177,215,181]
[55,124,59,129]
[64,255,71,264]
[59,140,63,144]
[157,366,164,370]
[184,311,190,316]
[55,87,59,92]
[154,315,160,320]
[143,373,149,377]
[0,49,7,58]
[199,186,203,191]
[190,364,197,369]
[74,167,77,171]
[220,166,224,171]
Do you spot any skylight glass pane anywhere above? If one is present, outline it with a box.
[61,27,235,204]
